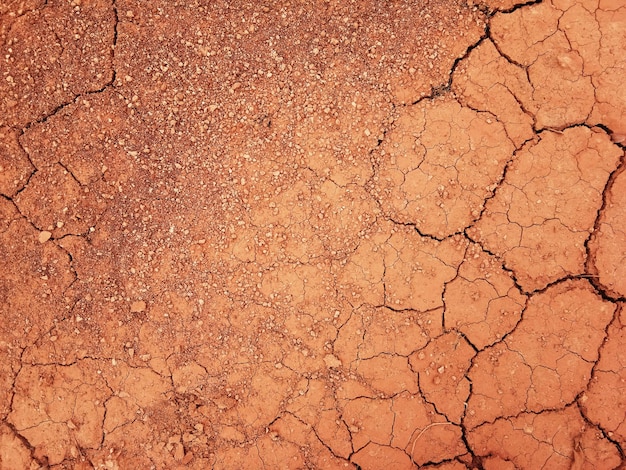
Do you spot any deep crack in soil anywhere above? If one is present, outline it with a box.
[1,0,625,468]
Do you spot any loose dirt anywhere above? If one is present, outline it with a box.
[1,0,625,469]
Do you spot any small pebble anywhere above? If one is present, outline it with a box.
[130,300,146,312]
[38,231,52,243]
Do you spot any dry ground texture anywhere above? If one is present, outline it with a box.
[1,0,625,468]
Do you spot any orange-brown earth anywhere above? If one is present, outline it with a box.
[1,0,625,468]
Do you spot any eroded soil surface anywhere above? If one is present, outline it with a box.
[1,0,625,468]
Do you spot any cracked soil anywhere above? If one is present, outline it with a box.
[1,0,625,468]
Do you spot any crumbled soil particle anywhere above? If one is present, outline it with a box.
[0,0,115,128]
[1,0,625,469]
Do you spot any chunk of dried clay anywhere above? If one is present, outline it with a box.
[452,40,534,147]
[445,244,527,349]
[373,98,514,238]
[581,305,626,450]
[469,127,622,292]
[466,281,614,428]
[588,165,626,298]
[490,1,595,130]
[467,405,621,469]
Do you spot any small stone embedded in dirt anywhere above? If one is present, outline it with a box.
[323,354,342,369]
[38,231,52,243]
[130,301,146,313]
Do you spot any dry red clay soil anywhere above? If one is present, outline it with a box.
[1,0,626,468]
